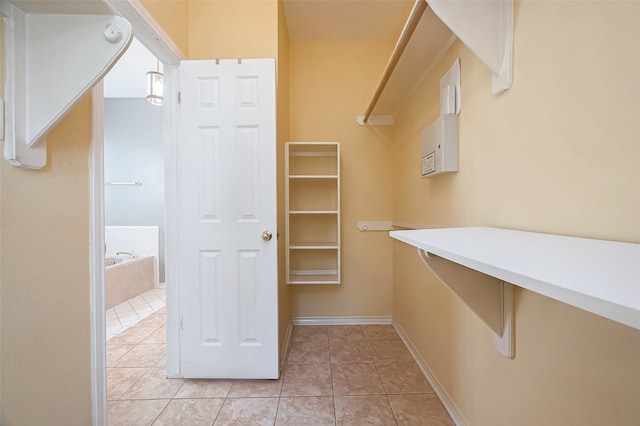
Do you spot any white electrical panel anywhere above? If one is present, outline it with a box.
[421,114,458,178]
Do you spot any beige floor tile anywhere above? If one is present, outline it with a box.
[154,355,167,368]
[330,340,373,363]
[291,325,329,342]
[153,398,224,426]
[328,325,366,341]
[111,343,165,368]
[287,340,330,364]
[367,340,414,363]
[104,315,455,426]
[388,394,454,425]
[229,378,283,397]
[280,363,332,396]
[331,363,385,396]
[108,325,161,345]
[214,397,279,425]
[107,399,170,426]
[107,367,149,401]
[137,312,166,329]
[106,344,135,367]
[362,325,401,341]
[334,395,397,426]
[141,327,167,344]
[120,366,185,400]
[175,379,233,398]
[275,396,335,425]
[376,362,434,394]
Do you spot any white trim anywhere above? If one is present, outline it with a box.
[392,318,468,426]
[104,0,185,65]
[280,320,293,372]
[162,63,181,378]
[89,1,187,420]
[90,82,107,426]
[291,316,393,326]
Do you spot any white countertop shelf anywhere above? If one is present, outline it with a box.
[390,227,640,330]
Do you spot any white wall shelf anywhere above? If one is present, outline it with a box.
[390,227,640,346]
[429,0,513,94]
[285,142,341,285]
[359,0,513,125]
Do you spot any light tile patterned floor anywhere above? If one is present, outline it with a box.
[106,288,166,339]
[107,320,455,425]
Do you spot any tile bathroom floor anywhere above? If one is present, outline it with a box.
[106,287,166,339]
[107,314,455,425]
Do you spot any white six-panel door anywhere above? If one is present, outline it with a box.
[177,59,278,378]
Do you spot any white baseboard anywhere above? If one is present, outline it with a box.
[392,318,468,426]
[291,316,393,326]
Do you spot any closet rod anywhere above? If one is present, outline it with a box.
[361,0,428,123]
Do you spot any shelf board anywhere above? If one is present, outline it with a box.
[289,243,339,250]
[390,227,640,330]
[289,175,339,179]
[288,270,340,285]
[289,151,337,157]
[289,210,339,215]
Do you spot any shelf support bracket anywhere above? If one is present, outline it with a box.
[428,0,513,95]
[418,248,514,358]
[1,1,132,169]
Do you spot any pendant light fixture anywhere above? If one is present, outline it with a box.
[146,59,163,106]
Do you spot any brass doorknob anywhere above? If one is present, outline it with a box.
[261,230,273,241]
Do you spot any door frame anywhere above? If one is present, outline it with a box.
[89,3,185,424]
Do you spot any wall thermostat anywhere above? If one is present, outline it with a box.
[421,114,458,178]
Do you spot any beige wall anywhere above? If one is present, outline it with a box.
[0,1,281,422]
[5,1,638,423]
[288,40,396,317]
[141,0,190,56]
[188,0,278,59]
[0,97,93,425]
[392,1,640,424]
[276,0,291,360]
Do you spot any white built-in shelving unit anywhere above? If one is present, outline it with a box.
[285,142,341,284]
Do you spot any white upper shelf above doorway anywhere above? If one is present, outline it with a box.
[361,0,513,125]
[1,0,133,169]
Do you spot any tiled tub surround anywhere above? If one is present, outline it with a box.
[106,256,159,309]
[107,322,455,425]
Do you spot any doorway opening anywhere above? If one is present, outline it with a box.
[89,8,184,423]
[102,37,166,340]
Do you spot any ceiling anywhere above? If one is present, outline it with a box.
[283,0,414,41]
[282,0,455,116]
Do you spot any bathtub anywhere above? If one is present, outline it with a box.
[105,255,158,309]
